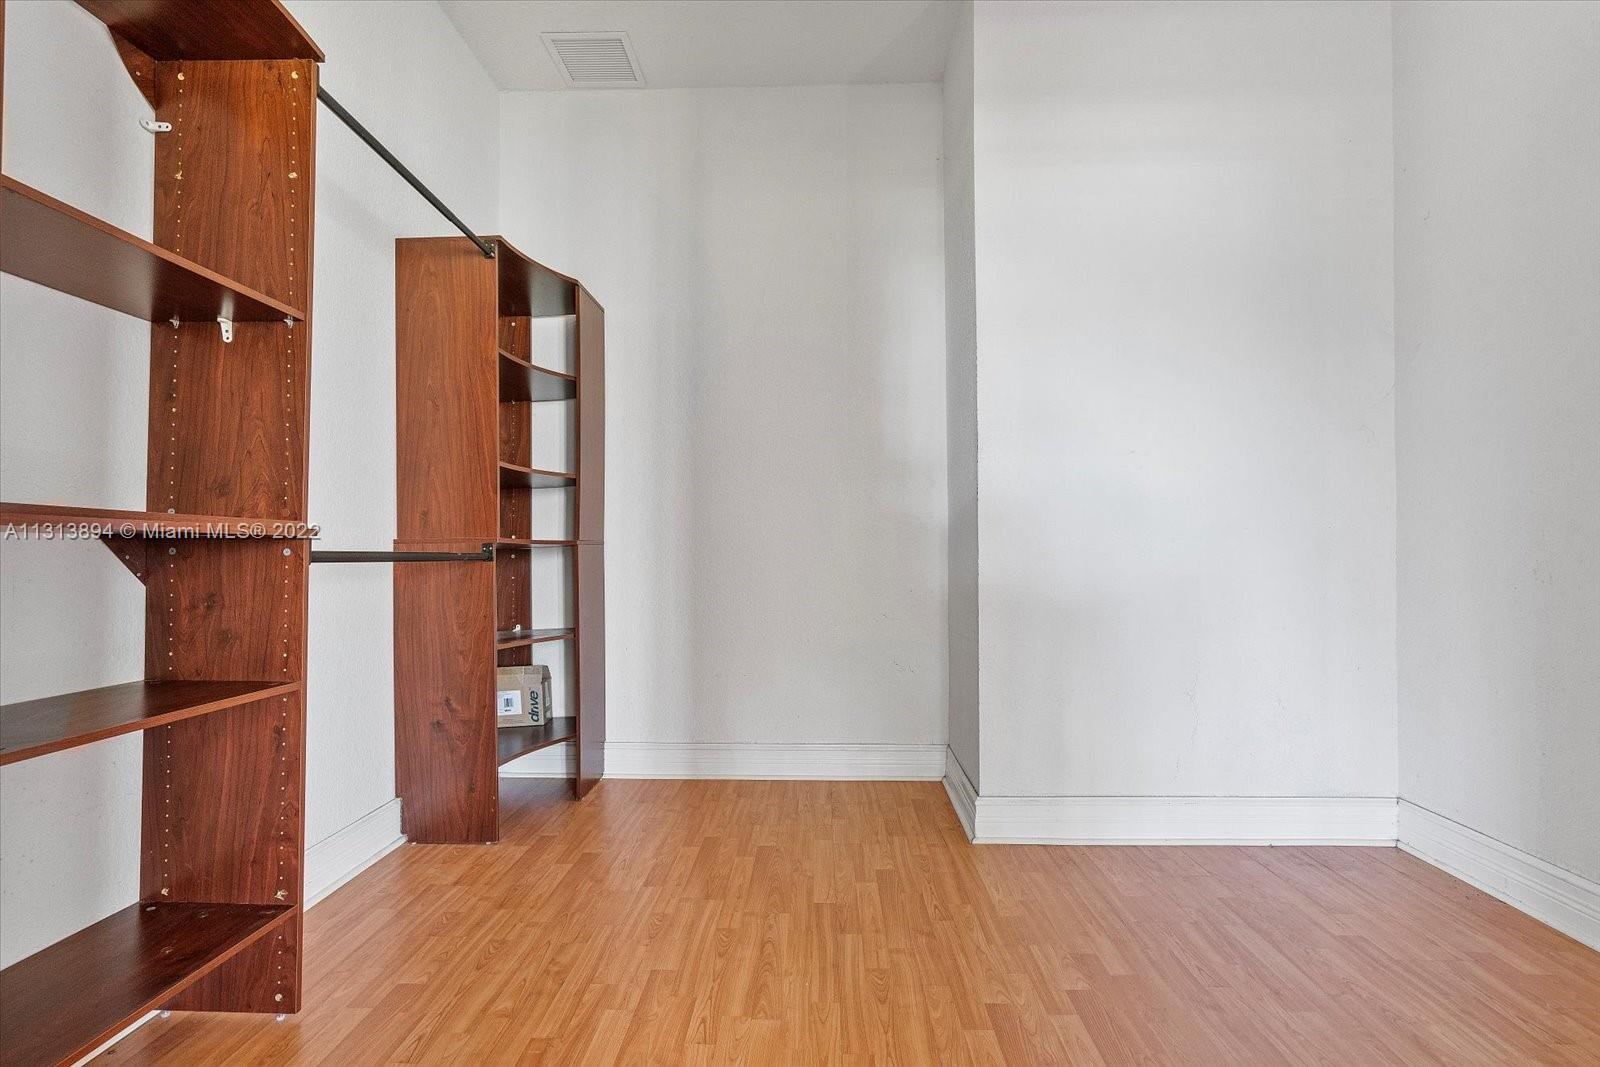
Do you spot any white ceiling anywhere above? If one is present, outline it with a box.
[439,0,958,91]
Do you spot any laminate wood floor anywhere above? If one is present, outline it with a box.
[99,779,1600,1065]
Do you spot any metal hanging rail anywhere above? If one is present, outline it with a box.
[311,544,495,564]
[316,85,496,259]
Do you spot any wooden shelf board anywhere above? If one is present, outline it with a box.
[498,463,576,490]
[494,627,574,651]
[0,900,294,1067]
[489,235,578,318]
[0,175,304,324]
[0,680,301,767]
[0,502,310,538]
[496,717,576,766]
[76,0,325,61]
[498,350,576,403]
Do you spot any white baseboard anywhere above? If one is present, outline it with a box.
[960,793,1397,845]
[942,747,977,840]
[1398,800,1600,951]
[304,798,406,907]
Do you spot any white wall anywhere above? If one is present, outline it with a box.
[498,84,948,751]
[1394,0,1600,882]
[943,2,979,789]
[0,0,498,965]
[1,0,158,969]
[970,0,1398,798]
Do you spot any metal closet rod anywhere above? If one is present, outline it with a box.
[316,84,497,260]
[311,544,496,564]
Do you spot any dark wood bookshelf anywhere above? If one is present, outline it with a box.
[498,350,577,402]
[396,235,605,842]
[0,2,322,1053]
[496,718,577,766]
[0,680,301,766]
[0,175,304,324]
[0,901,294,1067]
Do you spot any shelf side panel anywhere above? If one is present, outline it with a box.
[499,400,530,468]
[394,560,498,843]
[576,288,604,542]
[575,542,605,796]
[396,238,499,542]
[147,58,315,522]
[492,550,531,659]
[147,321,308,520]
[153,59,316,311]
[140,691,303,906]
[499,315,531,359]
[144,539,308,684]
[500,486,532,541]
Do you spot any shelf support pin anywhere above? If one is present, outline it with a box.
[218,317,234,344]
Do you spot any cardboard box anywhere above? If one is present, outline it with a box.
[496,664,553,728]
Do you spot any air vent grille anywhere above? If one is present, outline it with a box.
[541,32,645,88]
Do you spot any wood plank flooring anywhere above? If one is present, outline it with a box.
[99,779,1600,1065]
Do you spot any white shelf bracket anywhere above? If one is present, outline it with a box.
[140,118,172,134]
[218,317,234,344]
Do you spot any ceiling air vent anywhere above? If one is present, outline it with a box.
[540,31,645,89]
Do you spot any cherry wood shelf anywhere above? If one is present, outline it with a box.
[496,717,576,766]
[494,627,574,651]
[0,901,294,1067]
[0,175,304,324]
[0,501,309,538]
[76,0,323,60]
[498,350,576,402]
[498,462,576,490]
[0,680,301,767]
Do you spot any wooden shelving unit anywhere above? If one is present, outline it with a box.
[395,235,605,843]
[0,2,322,1061]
